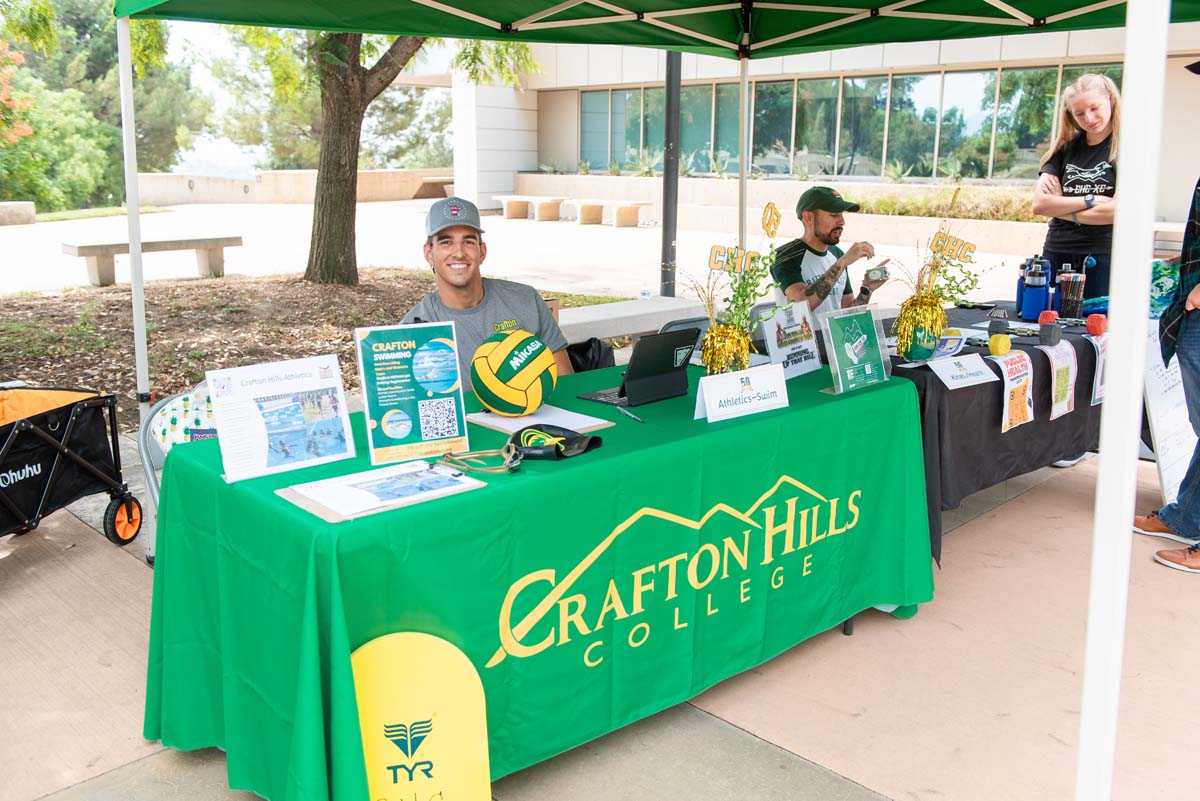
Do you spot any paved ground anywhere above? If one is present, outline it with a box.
[4,442,1196,801]
[0,201,1021,307]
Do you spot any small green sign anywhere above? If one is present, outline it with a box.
[354,322,470,465]
[819,306,890,393]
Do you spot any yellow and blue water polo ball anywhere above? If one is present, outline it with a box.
[470,329,557,417]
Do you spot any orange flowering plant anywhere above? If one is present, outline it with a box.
[0,41,34,145]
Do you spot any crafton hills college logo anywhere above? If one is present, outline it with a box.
[487,476,864,669]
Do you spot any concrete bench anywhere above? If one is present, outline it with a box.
[0,201,36,226]
[558,295,707,344]
[414,176,454,199]
[62,235,243,286]
[493,195,565,221]
[567,198,651,228]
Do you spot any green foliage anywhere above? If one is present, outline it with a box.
[0,0,57,52]
[0,71,109,210]
[450,40,538,90]
[6,0,208,208]
[854,187,1041,223]
[884,159,913,183]
[361,87,451,169]
[537,162,561,174]
[607,160,622,176]
[577,159,590,175]
[633,148,660,177]
[712,149,731,179]
[721,245,776,335]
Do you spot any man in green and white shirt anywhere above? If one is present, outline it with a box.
[770,186,888,316]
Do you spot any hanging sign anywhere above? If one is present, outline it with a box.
[987,351,1034,433]
[1035,340,1078,420]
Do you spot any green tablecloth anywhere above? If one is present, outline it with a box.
[144,366,933,801]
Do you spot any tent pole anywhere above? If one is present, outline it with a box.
[660,50,680,298]
[1073,0,1170,797]
[737,56,748,251]
[116,17,150,426]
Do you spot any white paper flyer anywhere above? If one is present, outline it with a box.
[987,351,1034,433]
[1035,340,1078,420]
[762,304,821,379]
[206,355,355,482]
[284,460,484,520]
[1085,333,1106,406]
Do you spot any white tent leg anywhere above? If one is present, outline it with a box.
[737,57,749,251]
[1073,0,1170,797]
[116,17,154,560]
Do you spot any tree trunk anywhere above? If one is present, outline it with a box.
[304,34,424,285]
[305,58,366,284]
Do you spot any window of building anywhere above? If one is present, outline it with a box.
[885,73,939,177]
[793,78,838,179]
[1061,62,1124,90]
[680,84,714,173]
[838,76,887,176]
[610,88,642,169]
[642,87,665,173]
[714,83,742,175]
[752,80,794,175]
[994,67,1057,178]
[580,90,610,171]
[939,70,996,178]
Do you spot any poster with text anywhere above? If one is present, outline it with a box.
[1036,340,1077,420]
[763,303,821,379]
[818,306,890,393]
[206,355,354,483]
[355,322,469,465]
[987,351,1034,433]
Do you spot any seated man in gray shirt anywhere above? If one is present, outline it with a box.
[402,196,572,381]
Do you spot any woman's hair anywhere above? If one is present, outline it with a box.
[1039,73,1122,167]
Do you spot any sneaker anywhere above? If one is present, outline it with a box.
[1133,511,1198,544]
[1052,453,1087,468]
[1154,542,1200,574]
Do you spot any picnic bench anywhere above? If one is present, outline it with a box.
[567,198,652,227]
[61,235,243,286]
[493,195,564,221]
[558,295,706,344]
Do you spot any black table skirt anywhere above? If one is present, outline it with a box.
[888,305,1104,563]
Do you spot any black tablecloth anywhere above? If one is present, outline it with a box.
[889,304,1104,563]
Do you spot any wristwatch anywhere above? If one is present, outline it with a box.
[1084,194,1095,209]
[859,284,872,297]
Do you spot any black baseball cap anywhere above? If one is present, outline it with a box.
[796,186,861,216]
[1187,60,1200,76]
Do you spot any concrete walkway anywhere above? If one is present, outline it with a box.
[0,201,1021,307]
[2,445,1195,801]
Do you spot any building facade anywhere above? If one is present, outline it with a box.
[441,23,1200,222]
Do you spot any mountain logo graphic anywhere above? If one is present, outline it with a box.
[384,719,433,757]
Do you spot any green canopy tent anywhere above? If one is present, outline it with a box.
[110,2,1197,798]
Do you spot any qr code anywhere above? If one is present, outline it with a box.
[418,398,459,439]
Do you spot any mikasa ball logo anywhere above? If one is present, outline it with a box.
[0,463,41,488]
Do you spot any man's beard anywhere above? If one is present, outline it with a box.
[817,226,843,246]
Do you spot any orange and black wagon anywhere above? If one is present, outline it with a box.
[0,387,142,545]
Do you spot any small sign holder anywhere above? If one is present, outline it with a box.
[694,363,789,423]
[817,306,891,394]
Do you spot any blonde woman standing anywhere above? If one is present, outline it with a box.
[1031,73,1122,299]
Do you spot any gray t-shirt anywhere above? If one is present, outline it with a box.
[402,278,569,378]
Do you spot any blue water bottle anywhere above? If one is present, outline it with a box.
[1020,262,1050,321]
[1016,258,1029,310]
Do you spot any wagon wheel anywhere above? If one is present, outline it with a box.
[103,496,142,546]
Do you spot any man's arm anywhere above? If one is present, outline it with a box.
[783,242,874,310]
[553,349,574,376]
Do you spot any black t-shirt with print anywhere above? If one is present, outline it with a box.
[1039,133,1116,254]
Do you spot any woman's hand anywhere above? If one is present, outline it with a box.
[1036,172,1063,196]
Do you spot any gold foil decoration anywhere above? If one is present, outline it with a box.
[892,292,947,358]
[701,323,751,375]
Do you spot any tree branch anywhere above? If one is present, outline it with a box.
[364,36,425,104]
